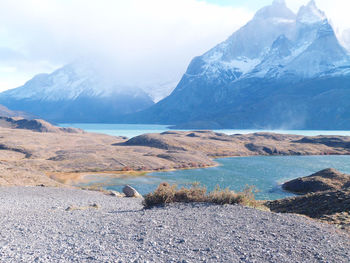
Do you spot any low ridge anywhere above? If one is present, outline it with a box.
[282,168,350,194]
[0,117,83,133]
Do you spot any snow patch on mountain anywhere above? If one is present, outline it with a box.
[183,0,301,82]
[2,61,173,103]
[142,81,177,102]
[341,29,350,51]
[201,50,260,77]
[189,0,350,81]
[297,0,326,24]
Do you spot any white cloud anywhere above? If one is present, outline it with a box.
[0,0,253,91]
[0,0,349,92]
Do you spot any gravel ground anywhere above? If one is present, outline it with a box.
[0,187,349,263]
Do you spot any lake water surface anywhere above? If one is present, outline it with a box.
[60,124,350,200]
[76,155,350,200]
[59,123,350,138]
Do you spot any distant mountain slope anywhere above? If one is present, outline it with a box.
[0,104,34,119]
[0,63,155,123]
[126,0,350,129]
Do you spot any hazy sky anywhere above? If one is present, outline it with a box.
[0,0,349,92]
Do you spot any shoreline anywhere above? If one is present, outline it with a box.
[51,153,350,197]
[49,152,350,186]
[47,163,221,187]
[2,126,350,189]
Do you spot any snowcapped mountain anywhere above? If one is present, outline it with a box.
[191,0,349,81]
[3,62,158,102]
[126,0,350,129]
[0,62,155,123]
[190,0,296,82]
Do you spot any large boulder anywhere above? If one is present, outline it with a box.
[122,185,142,198]
[282,168,350,194]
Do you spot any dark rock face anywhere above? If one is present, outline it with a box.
[0,95,154,124]
[282,168,350,194]
[128,74,350,130]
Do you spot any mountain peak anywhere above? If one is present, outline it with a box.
[297,0,326,24]
[254,0,295,20]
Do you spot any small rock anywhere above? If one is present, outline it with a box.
[122,185,142,198]
[90,203,100,209]
[65,206,74,211]
[177,239,186,244]
[108,191,124,197]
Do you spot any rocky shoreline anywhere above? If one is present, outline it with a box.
[267,168,350,232]
[267,189,350,232]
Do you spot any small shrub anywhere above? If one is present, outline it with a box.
[207,185,258,207]
[143,182,258,208]
[240,185,259,207]
[143,182,177,207]
[174,183,207,203]
[208,186,242,205]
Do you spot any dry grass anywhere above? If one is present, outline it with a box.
[143,182,259,208]
[208,185,259,207]
[65,203,101,211]
[142,182,207,207]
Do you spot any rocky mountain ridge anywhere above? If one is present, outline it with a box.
[126,0,350,129]
[0,62,156,123]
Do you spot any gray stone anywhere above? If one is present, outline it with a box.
[123,185,141,198]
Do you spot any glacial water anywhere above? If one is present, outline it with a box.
[76,155,350,200]
[59,123,350,138]
[60,124,350,200]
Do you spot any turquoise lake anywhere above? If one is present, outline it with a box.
[59,124,350,200]
[76,155,350,200]
[59,123,350,138]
